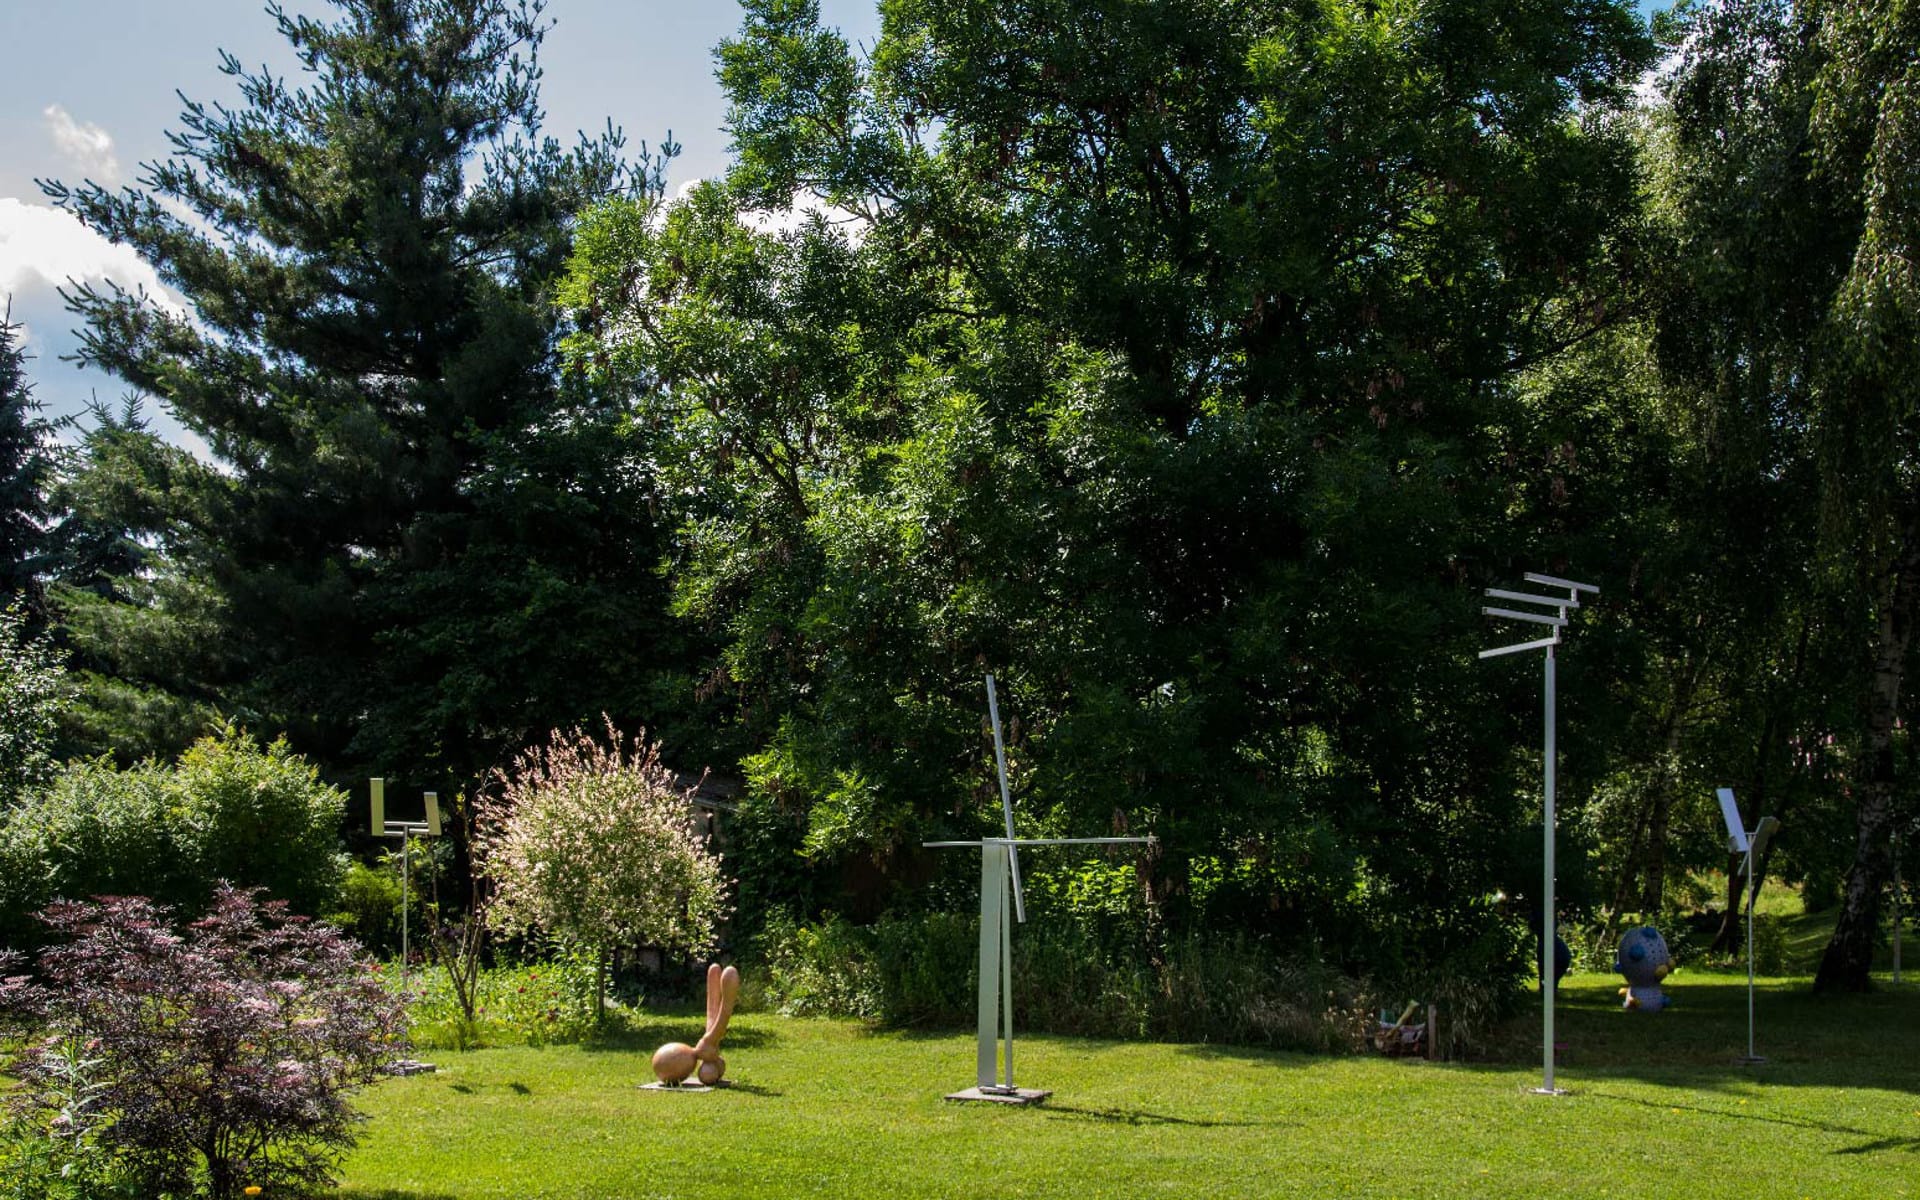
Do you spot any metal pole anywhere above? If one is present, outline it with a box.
[976,844,1002,1089]
[1747,857,1757,1060]
[400,834,411,1000]
[1894,833,1903,984]
[1001,859,1014,1087]
[1541,643,1558,1094]
[985,675,1026,923]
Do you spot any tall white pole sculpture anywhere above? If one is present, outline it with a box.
[925,675,1154,1104]
[370,778,443,998]
[1715,787,1780,1064]
[1480,572,1598,1096]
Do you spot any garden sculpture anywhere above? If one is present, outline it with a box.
[1614,925,1673,1011]
[923,674,1154,1104]
[651,963,740,1086]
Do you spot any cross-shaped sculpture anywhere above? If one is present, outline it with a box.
[926,675,1153,1104]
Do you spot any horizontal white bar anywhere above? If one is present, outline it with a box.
[1524,572,1600,594]
[1483,606,1567,627]
[1486,587,1578,610]
[1478,634,1559,659]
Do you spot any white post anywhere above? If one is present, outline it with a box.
[985,675,1026,923]
[976,843,1004,1089]
[1541,643,1557,1095]
[1746,856,1757,1060]
[400,834,412,1000]
[1001,855,1014,1088]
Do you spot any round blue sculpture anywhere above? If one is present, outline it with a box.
[1614,925,1673,1011]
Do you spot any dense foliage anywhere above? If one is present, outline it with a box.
[0,605,65,808]
[4,0,1911,1024]
[562,0,1656,987]
[0,725,346,946]
[0,887,407,1200]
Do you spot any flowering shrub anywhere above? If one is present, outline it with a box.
[476,721,730,1017]
[0,886,408,1200]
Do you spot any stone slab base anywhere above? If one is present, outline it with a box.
[945,1086,1051,1106]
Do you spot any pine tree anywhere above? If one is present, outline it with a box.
[44,0,685,783]
[0,306,56,606]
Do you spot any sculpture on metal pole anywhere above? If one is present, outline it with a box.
[1479,572,1598,1096]
[925,675,1153,1105]
[1716,787,1781,1064]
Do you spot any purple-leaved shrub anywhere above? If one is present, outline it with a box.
[0,885,407,1199]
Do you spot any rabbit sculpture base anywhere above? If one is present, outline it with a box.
[651,963,739,1087]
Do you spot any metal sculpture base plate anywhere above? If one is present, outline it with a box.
[946,1086,1051,1106]
[1735,1055,1768,1066]
[639,1080,731,1093]
[1528,1087,1568,1096]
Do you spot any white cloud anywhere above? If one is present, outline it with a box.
[741,189,871,241]
[42,104,120,183]
[0,197,182,316]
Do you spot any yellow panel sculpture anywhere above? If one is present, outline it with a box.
[651,963,740,1086]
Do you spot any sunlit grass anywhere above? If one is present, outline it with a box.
[340,966,1920,1200]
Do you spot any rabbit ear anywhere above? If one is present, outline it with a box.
[706,964,741,1045]
[705,962,723,1031]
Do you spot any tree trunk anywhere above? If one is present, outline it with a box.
[595,946,609,1023]
[1816,508,1920,991]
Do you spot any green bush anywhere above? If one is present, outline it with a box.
[0,724,346,946]
[0,1040,143,1200]
[405,951,602,1050]
[1750,912,1788,976]
[331,858,406,958]
[0,603,66,809]
[759,910,1390,1053]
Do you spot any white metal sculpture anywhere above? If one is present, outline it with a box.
[370,778,442,997]
[925,675,1153,1104]
[1716,787,1780,1064]
[1480,572,1598,1096]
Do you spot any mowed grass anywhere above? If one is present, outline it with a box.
[341,966,1920,1200]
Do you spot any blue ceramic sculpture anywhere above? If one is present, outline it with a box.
[1614,925,1673,1011]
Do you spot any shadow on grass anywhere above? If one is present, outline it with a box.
[443,1079,534,1095]
[1041,1103,1295,1130]
[1585,1089,1920,1156]
[339,1191,460,1200]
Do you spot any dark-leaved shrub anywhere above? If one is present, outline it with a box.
[0,886,407,1199]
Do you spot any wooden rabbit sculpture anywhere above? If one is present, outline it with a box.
[651,963,740,1086]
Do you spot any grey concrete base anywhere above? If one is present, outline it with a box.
[1735,1055,1769,1066]
[639,1080,730,1092]
[945,1086,1051,1106]
[383,1059,438,1076]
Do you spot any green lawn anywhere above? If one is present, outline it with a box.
[341,966,1920,1199]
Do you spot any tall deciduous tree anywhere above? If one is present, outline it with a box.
[1655,0,1920,990]
[568,0,1654,975]
[43,0,685,785]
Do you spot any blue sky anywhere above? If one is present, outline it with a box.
[0,0,880,435]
